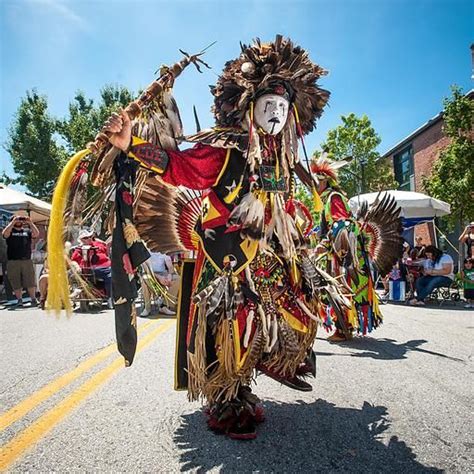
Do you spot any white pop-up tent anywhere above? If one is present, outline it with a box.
[0,184,51,224]
[349,190,450,222]
[349,190,452,249]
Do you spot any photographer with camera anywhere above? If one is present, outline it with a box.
[2,214,40,307]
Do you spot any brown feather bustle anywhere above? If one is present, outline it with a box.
[358,193,404,276]
[134,175,202,253]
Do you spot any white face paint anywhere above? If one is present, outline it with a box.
[254,94,290,135]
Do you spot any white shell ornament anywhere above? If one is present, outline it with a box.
[241,62,255,74]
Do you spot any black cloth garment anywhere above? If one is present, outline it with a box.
[6,227,32,260]
[112,153,150,366]
[175,259,195,390]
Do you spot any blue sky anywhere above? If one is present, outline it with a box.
[0,0,472,185]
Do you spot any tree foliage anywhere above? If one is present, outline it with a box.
[4,85,134,199]
[57,85,133,153]
[4,90,68,199]
[321,113,398,197]
[423,86,474,230]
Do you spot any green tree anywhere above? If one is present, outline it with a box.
[58,85,133,153]
[4,90,68,199]
[4,85,134,199]
[321,113,398,197]
[423,86,474,231]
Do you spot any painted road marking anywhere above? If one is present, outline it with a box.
[0,319,175,471]
[0,319,157,431]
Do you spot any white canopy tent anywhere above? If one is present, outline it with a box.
[349,190,450,219]
[0,185,51,224]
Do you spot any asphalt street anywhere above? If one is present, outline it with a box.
[0,302,473,473]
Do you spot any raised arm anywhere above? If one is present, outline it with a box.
[27,217,40,239]
[459,225,471,242]
[104,110,227,190]
[2,217,17,238]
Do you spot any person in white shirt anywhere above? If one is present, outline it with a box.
[409,245,454,306]
[141,251,176,317]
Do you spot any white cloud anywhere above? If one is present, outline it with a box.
[27,0,88,30]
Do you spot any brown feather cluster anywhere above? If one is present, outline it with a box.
[134,173,183,253]
[211,35,330,135]
[359,193,404,276]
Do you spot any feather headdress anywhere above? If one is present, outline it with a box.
[210,35,330,135]
[310,154,350,182]
[310,154,350,211]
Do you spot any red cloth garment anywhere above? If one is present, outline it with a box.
[161,144,228,190]
[329,194,351,221]
[71,240,111,269]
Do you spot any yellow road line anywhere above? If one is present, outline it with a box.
[0,319,158,431]
[0,319,175,471]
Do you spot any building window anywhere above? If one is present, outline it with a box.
[393,146,414,191]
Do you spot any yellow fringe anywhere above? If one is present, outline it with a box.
[46,149,91,314]
[347,304,358,328]
[312,186,324,213]
[372,287,381,317]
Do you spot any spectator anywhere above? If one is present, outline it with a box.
[459,223,474,259]
[461,258,474,309]
[408,245,454,306]
[414,236,426,258]
[70,229,113,308]
[404,248,424,299]
[141,251,176,317]
[2,215,39,307]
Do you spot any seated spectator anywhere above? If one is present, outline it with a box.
[141,251,176,317]
[408,245,454,306]
[2,215,39,307]
[70,229,113,308]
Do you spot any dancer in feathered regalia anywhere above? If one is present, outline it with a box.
[311,155,403,342]
[47,36,351,440]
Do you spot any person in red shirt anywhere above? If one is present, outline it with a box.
[71,229,112,307]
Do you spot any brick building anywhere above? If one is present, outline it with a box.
[381,89,473,246]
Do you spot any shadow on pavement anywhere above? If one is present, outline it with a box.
[386,301,470,312]
[316,338,463,362]
[174,399,441,472]
[142,313,176,320]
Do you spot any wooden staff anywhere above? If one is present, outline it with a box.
[88,48,211,185]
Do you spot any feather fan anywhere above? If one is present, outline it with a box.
[358,193,404,276]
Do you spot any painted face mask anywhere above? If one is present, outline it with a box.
[254,94,289,135]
